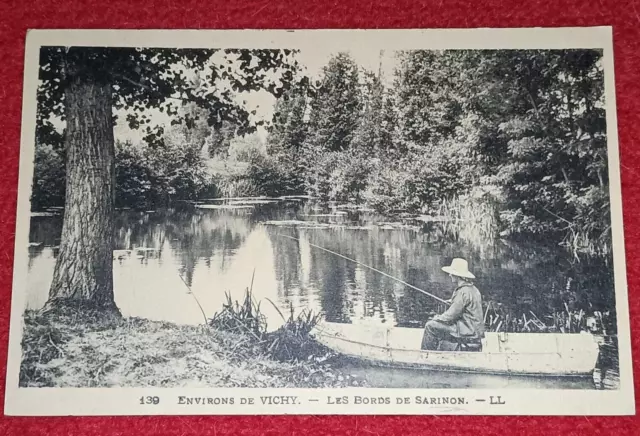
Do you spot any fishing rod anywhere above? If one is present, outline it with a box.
[276,233,451,306]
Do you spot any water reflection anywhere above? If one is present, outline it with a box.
[25,201,616,334]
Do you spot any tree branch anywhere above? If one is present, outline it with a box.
[541,205,573,227]
[523,85,544,129]
[112,72,194,105]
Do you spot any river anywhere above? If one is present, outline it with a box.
[24,198,619,389]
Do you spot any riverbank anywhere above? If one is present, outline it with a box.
[19,309,361,388]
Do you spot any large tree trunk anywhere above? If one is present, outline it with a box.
[44,68,119,315]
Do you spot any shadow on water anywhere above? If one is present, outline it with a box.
[24,199,619,389]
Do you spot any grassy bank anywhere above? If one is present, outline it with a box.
[19,309,361,388]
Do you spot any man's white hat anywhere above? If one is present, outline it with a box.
[442,258,475,279]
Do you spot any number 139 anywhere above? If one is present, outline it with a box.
[140,396,160,405]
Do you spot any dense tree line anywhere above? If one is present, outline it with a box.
[33,123,221,211]
[34,49,608,256]
[264,49,609,256]
[32,101,260,210]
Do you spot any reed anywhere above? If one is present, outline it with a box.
[209,289,267,341]
[560,227,611,260]
[436,195,499,248]
[214,176,261,199]
[483,300,612,335]
[209,289,327,363]
[264,299,325,362]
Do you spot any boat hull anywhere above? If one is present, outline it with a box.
[311,322,600,377]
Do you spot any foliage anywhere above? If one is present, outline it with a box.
[245,153,304,196]
[263,53,368,202]
[206,120,237,158]
[362,143,476,214]
[361,158,409,212]
[264,299,325,363]
[213,176,261,198]
[210,290,267,340]
[34,47,611,259]
[114,141,156,208]
[302,53,361,153]
[37,47,304,148]
[302,49,608,257]
[152,125,211,201]
[115,133,211,208]
[34,136,212,211]
[350,71,387,152]
[436,192,500,246]
[303,148,374,203]
[228,133,264,162]
[484,300,615,335]
[266,84,309,155]
[483,50,609,249]
[31,143,66,210]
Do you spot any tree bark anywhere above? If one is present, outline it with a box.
[44,67,119,315]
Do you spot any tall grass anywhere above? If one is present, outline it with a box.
[264,298,324,362]
[209,290,267,341]
[216,177,261,198]
[483,300,614,335]
[437,193,611,260]
[209,289,327,363]
[560,226,612,261]
[436,195,499,247]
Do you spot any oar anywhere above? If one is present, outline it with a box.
[276,233,451,306]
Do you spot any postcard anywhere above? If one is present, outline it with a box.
[4,27,634,416]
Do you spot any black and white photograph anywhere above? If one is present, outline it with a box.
[4,28,634,416]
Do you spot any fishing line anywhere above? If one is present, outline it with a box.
[176,271,210,325]
[174,226,269,326]
[275,232,451,306]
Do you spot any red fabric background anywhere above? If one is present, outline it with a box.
[0,0,639,434]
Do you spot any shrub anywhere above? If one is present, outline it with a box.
[362,160,411,212]
[115,140,212,208]
[303,149,373,203]
[115,142,156,209]
[31,144,66,210]
[246,154,288,196]
[363,150,472,214]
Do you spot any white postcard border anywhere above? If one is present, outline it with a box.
[4,26,635,416]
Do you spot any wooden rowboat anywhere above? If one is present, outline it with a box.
[311,322,601,377]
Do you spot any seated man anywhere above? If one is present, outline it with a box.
[421,258,485,351]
